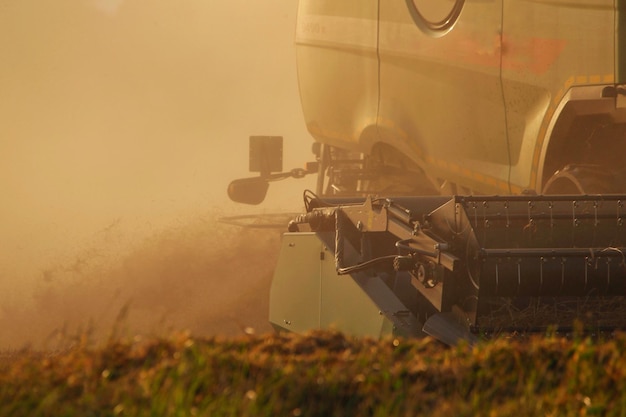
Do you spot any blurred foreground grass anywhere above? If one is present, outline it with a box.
[1,330,626,416]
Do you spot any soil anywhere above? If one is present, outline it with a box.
[0,211,285,350]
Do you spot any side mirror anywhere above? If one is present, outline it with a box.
[227,136,282,205]
[227,177,270,205]
[227,136,315,205]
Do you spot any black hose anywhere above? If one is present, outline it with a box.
[336,255,398,275]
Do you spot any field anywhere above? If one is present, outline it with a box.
[2,213,626,416]
[2,329,626,416]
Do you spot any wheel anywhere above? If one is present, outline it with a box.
[543,164,615,195]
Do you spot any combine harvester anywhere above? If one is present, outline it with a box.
[228,1,626,344]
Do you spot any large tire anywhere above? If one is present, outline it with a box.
[543,164,615,195]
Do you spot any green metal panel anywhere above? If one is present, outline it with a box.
[377,0,509,194]
[295,0,379,152]
[296,0,621,195]
[269,232,397,338]
[269,233,322,333]
[504,0,615,190]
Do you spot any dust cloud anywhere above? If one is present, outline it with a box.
[0,0,315,349]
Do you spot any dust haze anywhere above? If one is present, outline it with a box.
[0,0,314,349]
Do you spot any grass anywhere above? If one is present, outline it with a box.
[1,330,626,416]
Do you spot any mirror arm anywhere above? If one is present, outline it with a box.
[228,164,318,205]
[264,167,315,182]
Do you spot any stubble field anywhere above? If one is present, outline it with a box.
[2,213,626,416]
